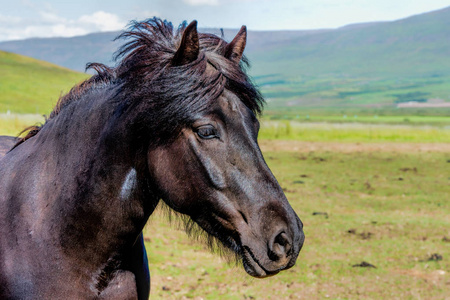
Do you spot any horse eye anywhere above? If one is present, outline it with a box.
[196,126,218,139]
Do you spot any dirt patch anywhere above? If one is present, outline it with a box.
[347,229,374,240]
[259,140,450,153]
[391,269,447,285]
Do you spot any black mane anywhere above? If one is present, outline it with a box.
[15,18,264,148]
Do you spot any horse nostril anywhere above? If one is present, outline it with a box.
[275,232,288,246]
[275,232,292,255]
[268,231,292,261]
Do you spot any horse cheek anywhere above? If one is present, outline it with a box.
[146,145,194,211]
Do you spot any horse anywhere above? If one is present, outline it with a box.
[0,19,304,299]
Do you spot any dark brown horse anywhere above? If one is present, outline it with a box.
[0,19,304,299]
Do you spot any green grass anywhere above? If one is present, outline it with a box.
[259,120,450,143]
[263,111,450,125]
[0,113,45,136]
[2,114,449,144]
[0,51,88,114]
[143,145,449,299]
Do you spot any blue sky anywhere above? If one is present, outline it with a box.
[0,0,449,41]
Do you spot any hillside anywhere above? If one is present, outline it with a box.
[0,51,88,114]
[1,7,450,116]
[248,6,450,116]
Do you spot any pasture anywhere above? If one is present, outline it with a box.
[2,117,448,299]
[142,140,449,299]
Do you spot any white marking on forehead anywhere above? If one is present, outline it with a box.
[120,168,137,200]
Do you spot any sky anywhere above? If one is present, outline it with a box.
[0,0,449,42]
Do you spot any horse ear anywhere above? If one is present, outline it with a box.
[173,20,200,66]
[225,26,247,63]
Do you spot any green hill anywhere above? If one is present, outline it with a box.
[251,7,450,79]
[0,51,88,114]
[1,7,450,118]
[248,7,450,117]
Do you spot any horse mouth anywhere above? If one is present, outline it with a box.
[241,246,279,278]
[197,213,284,278]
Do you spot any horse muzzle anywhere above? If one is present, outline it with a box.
[240,214,305,278]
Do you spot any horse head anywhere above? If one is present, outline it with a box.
[141,21,305,277]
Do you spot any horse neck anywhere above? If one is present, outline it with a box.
[32,87,158,259]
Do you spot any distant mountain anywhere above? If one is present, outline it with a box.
[0,28,327,72]
[0,31,120,73]
[1,7,450,113]
[0,51,87,114]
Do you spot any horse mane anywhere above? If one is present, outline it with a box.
[14,18,264,148]
[50,63,114,120]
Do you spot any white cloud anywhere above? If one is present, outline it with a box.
[0,23,89,41]
[0,10,126,41]
[78,11,126,32]
[182,0,219,6]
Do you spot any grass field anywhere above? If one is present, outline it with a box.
[0,51,88,114]
[259,121,450,143]
[1,116,449,299]
[0,113,45,136]
[2,113,449,144]
[143,141,449,299]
